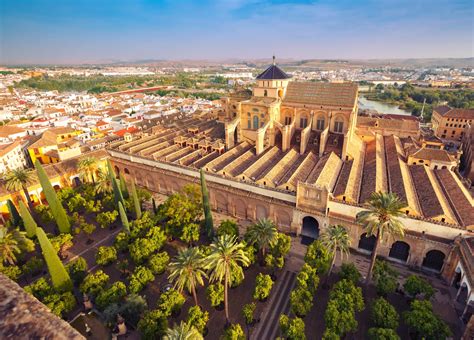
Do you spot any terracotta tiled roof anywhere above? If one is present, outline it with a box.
[0,140,22,157]
[283,82,358,108]
[333,160,353,197]
[435,106,474,119]
[0,125,25,138]
[433,105,451,115]
[409,165,444,218]
[411,148,452,162]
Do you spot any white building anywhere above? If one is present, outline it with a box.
[0,140,29,173]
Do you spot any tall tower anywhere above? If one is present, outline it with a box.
[253,56,291,99]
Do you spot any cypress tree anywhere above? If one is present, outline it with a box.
[152,198,157,214]
[36,227,72,292]
[6,199,21,227]
[35,160,71,233]
[119,173,129,199]
[200,168,214,238]
[130,179,141,219]
[18,200,36,238]
[118,201,130,234]
[107,160,125,210]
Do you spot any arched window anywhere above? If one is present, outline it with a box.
[264,90,268,97]
[300,116,308,128]
[334,118,344,133]
[316,117,325,130]
[358,233,376,253]
[422,250,445,272]
[247,120,251,129]
[253,116,259,129]
[389,241,410,262]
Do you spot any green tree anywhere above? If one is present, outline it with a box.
[22,256,45,276]
[368,328,400,340]
[164,321,203,340]
[290,287,314,317]
[206,283,224,307]
[80,269,110,296]
[200,168,213,238]
[320,225,350,278]
[158,288,186,317]
[118,201,130,233]
[245,218,277,260]
[265,232,291,271]
[94,168,112,195]
[148,251,170,275]
[295,263,320,294]
[66,256,88,285]
[187,305,209,334]
[204,234,250,323]
[138,309,168,340]
[217,219,239,237]
[130,179,142,219]
[339,263,362,284]
[119,173,129,198]
[242,302,256,325]
[0,226,34,265]
[18,200,37,238]
[95,246,117,266]
[373,260,398,296]
[371,297,399,329]
[96,281,127,310]
[6,199,21,227]
[129,265,155,294]
[304,240,332,275]
[279,314,306,340]
[403,275,435,299]
[4,168,35,210]
[168,247,207,305]
[114,231,130,251]
[181,223,200,245]
[77,157,98,183]
[96,210,118,229]
[36,227,72,292]
[35,160,71,233]
[253,273,273,301]
[222,324,245,340]
[356,192,406,285]
[403,300,451,340]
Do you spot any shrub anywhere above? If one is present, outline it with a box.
[129,238,156,264]
[403,300,451,339]
[242,302,256,325]
[80,270,110,296]
[304,240,331,274]
[230,265,244,288]
[368,328,400,340]
[96,210,119,229]
[373,260,398,296]
[114,231,130,251]
[206,283,224,307]
[50,233,74,254]
[34,205,54,224]
[265,232,291,270]
[0,264,22,281]
[81,222,96,238]
[129,266,154,294]
[67,194,87,213]
[403,275,435,299]
[279,314,306,340]
[181,222,200,245]
[157,288,185,317]
[95,246,117,266]
[243,242,256,267]
[138,309,168,340]
[187,305,209,334]
[290,287,314,317]
[254,273,273,301]
[371,298,399,329]
[67,256,88,285]
[222,323,245,340]
[96,281,127,310]
[22,256,45,276]
[145,226,166,249]
[118,293,148,326]
[339,263,362,284]
[217,220,239,237]
[43,291,76,317]
[25,277,54,300]
[147,251,170,275]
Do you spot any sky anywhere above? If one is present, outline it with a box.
[0,0,473,65]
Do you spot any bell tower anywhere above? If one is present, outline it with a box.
[253,56,291,99]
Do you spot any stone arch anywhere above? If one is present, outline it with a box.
[124,168,130,175]
[332,114,346,133]
[215,192,228,213]
[301,216,319,239]
[422,249,446,272]
[234,198,247,219]
[358,233,376,253]
[253,115,259,130]
[388,241,410,262]
[315,112,327,130]
[114,166,120,178]
[256,204,267,220]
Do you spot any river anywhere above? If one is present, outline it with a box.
[358,95,411,116]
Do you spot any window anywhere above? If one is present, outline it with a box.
[300,117,308,128]
[316,118,325,130]
[284,116,292,125]
[247,120,251,129]
[334,120,344,133]
[264,90,268,97]
[253,116,259,129]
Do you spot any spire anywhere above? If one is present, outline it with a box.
[272,55,276,65]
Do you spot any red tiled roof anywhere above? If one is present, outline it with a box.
[114,126,138,137]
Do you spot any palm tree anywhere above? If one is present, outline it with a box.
[320,225,350,278]
[168,247,207,306]
[94,168,112,195]
[164,321,203,340]
[357,192,406,285]
[0,226,34,265]
[204,234,250,324]
[245,218,277,259]
[78,157,98,184]
[4,169,35,210]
